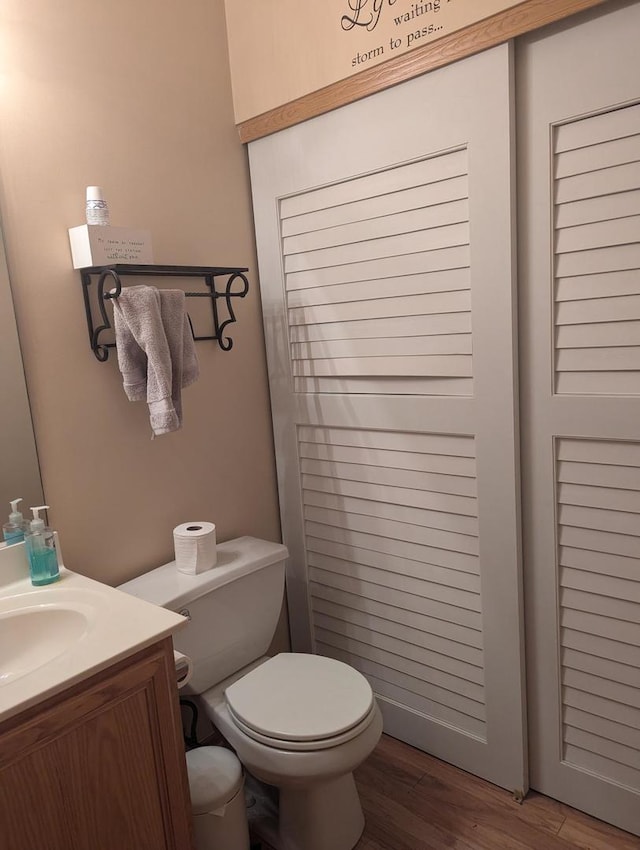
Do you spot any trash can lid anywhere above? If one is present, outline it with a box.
[186,746,244,814]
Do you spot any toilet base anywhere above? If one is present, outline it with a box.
[281,772,365,850]
[251,772,364,850]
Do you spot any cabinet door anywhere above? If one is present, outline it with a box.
[0,641,193,850]
[518,1,640,836]
[250,43,527,794]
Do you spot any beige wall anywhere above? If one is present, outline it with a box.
[0,0,282,587]
[224,0,522,122]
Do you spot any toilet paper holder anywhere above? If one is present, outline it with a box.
[174,650,193,690]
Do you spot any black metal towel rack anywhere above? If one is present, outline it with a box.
[80,264,249,362]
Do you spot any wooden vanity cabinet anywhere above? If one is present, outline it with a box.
[0,638,194,850]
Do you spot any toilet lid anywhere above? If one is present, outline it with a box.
[224,653,374,743]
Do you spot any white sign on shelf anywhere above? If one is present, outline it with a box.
[68,225,154,269]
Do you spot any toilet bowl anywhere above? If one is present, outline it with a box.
[118,536,382,850]
[201,654,383,850]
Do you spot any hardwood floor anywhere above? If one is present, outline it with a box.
[351,735,640,850]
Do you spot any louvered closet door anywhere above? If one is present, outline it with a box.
[249,43,526,792]
[518,1,640,835]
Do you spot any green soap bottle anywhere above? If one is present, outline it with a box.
[25,505,60,586]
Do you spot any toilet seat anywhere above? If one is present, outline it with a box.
[224,653,374,751]
[227,701,379,751]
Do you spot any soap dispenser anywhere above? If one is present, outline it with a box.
[25,506,60,586]
[2,498,27,546]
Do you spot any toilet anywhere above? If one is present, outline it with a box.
[119,536,383,850]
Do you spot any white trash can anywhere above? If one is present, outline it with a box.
[186,746,250,850]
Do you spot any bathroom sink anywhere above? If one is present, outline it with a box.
[0,542,187,725]
[0,602,91,686]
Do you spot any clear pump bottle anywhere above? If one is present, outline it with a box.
[24,506,60,586]
[85,186,110,225]
[3,498,27,545]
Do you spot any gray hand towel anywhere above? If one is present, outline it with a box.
[112,285,199,436]
[159,288,200,426]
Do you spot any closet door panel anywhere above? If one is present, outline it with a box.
[250,43,525,792]
[519,0,640,835]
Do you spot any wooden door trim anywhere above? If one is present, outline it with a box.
[237,0,608,143]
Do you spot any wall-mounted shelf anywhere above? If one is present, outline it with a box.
[80,264,249,361]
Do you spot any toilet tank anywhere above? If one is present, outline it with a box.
[118,536,288,694]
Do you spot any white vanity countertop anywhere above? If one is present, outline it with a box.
[0,542,186,725]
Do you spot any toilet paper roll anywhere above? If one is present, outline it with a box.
[173,522,217,575]
[173,650,193,689]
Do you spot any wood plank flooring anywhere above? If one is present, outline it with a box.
[352,735,640,850]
